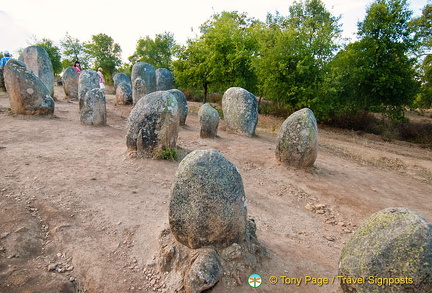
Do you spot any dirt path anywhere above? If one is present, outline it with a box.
[1,86,431,293]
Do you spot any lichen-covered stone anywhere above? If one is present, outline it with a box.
[167,89,188,125]
[126,91,179,158]
[339,207,432,293]
[78,69,99,110]
[222,87,258,137]
[19,46,54,96]
[0,68,5,90]
[156,68,174,91]
[113,73,131,91]
[198,103,219,138]
[169,149,247,249]
[184,249,223,293]
[4,59,54,115]
[80,88,106,126]
[276,108,318,167]
[62,66,79,100]
[131,62,156,104]
[115,82,132,105]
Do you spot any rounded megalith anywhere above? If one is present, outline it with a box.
[113,73,131,91]
[78,69,99,110]
[115,82,133,105]
[276,108,318,168]
[198,103,219,138]
[222,87,258,137]
[339,207,432,293]
[4,59,54,115]
[156,68,174,91]
[126,91,179,158]
[63,66,79,100]
[80,88,106,126]
[131,62,156,104]
[19,45,54,96]
[169,149,248,249]
[166,89,188,125]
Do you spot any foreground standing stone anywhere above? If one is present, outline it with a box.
[126,91,179,158]
[4,59,54,115]
[222,87,258,137]
[131,62,156,104]
[167,89,188,125]
[276,108,318,167]
[19,45,54,96]
[198,103,219,138]
[80,88,106,126]
[62,66,79,100]
[339,207,432,293]
[78,70,100,110]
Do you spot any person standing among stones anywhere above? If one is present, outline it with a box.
[97,67,105,89]
[73,61,81,75]
[0,51,12,69]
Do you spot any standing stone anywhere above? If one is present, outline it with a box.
[19,46,54,96]
[276,108,318,168]
[80,88,106,126]
[62,66,79,100]
[78,69,99,110]
[115,82,133,105]
[198,103,219,138]
[339,207,432,293]
[126,91,179,158]
[131,62,156,104]
[113,73,131,91]
[4,59,54,115]
[0,68,5,90]
[222,87,258,137]
[167,89,188,125]
[156,68,174,91]
[169,149,248,249]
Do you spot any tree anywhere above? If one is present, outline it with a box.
[253,0,342,115]
[60,33,90,69]
[30,38,62,75]
[335,0,420,120]
[85,33,122,83]
[129,32,176,69]
[173,11,258,102]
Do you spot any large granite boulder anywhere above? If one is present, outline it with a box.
[115,81,132,105]
[131,62,156,104]
[62,66,79,100]
[198,103,219,138]
[339,207,432,293]
[78,69,99,110]
[126,91,179,158]
[156,68,174,91]
[113,73,131,91]
[222,87,258,137]
[80,88,106,126]
[166,89,188,125]
[276,108,318,167]
[19,46,54,96]
[169,149,248,249]
[4,59,54,115]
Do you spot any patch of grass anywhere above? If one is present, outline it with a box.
[158,147,179,161]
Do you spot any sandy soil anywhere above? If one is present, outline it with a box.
[0,86,431,293]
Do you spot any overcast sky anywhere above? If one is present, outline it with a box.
[0,0,426,62]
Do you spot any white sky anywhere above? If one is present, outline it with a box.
[0,0,427,62]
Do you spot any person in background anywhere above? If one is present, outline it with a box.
[73,61,81,75]
[0,51,12,69]
[97,67,105,89]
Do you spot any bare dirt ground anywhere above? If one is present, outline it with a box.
[1,86,431,293]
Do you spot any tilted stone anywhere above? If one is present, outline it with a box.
[19,46,54,96]
[276,108,318,167]
[198,103,219,138]
[62,66,79,100]
[169,149,248,249]
[126,91,179,158]
[4,59,54,115]
[156,68,174,91]
[222,87,258,137]
[166,89,188,125]
[339,207,432,293]
[80,88,106,126]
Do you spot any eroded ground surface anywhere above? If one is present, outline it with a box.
[1,86,431,293]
